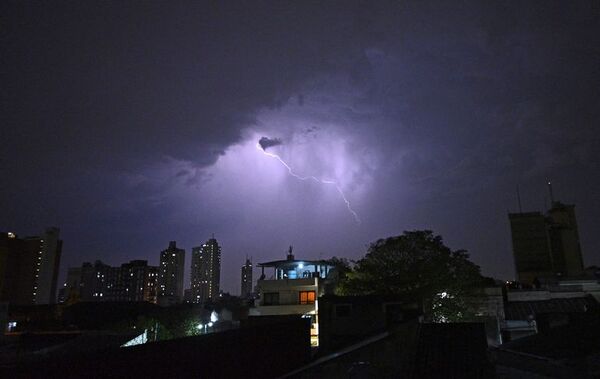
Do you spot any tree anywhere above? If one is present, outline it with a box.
[338,230,488,322]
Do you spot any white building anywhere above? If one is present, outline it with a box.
[250,247,334,346]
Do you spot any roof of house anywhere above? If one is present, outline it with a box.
[501,314,600,360]
[495,314,600,377]
[505,296,597,320]
[412,323,491,379]
[257,259,333,268]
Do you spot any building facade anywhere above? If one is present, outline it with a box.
[250,247,334,346]
[76,260,158,303]
[0,228,62,305]
[509,201,584,284]
[241,257,253,298]
[58,267,82,303]
[158,241,185,306]
[190,237,221,303]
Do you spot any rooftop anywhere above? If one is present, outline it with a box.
[505,296,598,320]
[258,259,333,268]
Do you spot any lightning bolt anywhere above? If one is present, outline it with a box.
[257,143,361,224]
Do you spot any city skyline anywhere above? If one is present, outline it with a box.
[2,2,599,294]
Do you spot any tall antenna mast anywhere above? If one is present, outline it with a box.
[517,185,523,213]
[547,181,555,205]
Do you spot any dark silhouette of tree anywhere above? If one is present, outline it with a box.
[322,256,352,280]
[338,230,489,322]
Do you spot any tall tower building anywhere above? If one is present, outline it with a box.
[190,237,221,303]
[158,241,185,306]
[509,199,584,284]
[33,227,63,304]
[241,257,253,298]
[0,227,62,305]
[547,202,584,277]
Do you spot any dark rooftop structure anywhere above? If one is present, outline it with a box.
[257,247,335,281]
[411,323,492,379]
[504,296,597,321]
[2,316,311,378]
[495,315,600,378]
[284,321,493,378]
[318,294,422,353]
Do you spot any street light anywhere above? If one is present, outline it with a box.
[197,323,208,334]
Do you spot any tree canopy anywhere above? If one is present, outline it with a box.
[338,230,491,322]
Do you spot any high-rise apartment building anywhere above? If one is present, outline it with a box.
[509,200,584,284]
[241,257,253,298]
[158,241,185,306]
[77,260,158,303]
[121,260,159,303]
[190,237,221,303]
[0,228,62,305]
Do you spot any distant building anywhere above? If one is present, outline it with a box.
[501,280,600,342]
[547,202,585,277]
[121,260,159,303]
[240,257,253,298]
[0,228,62,305]
[190,237,221,303]
[77,260,158,303]
[250,246,335,346]
[158,241,185,306]
[509,200,584,284]
[58,267,82,303]
[79,260,116,301]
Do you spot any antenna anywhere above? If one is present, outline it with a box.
[517,185,523,213]
[547,181,555,205]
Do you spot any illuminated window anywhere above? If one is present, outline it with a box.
[299,291,316,305]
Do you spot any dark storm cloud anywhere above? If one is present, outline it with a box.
[2,1,599,292]
[1,1,370,174]
[258,137,283,151]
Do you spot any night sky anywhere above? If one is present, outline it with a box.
[2,1,599,294]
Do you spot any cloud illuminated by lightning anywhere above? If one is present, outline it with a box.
[256,142,361,224]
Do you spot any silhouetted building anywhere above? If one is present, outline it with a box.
[547,202,585,277]
[158,241,185,306]
[0,228,62,305]
[318,294,422,352]
[190,237,221,303]
[6,316,312,378]
[501,279,600,342]
[241,257,253,298]
[77,260,158,303]
[509,200,584,284]
[58,267,82,303]
[121,260,158,303]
